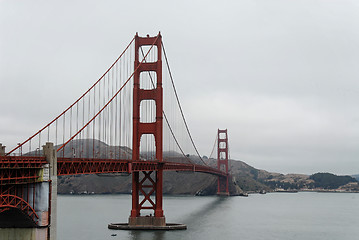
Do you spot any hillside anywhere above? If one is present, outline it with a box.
[55,139,269,195]
[55,139,359,195]
[57,157,264,196]
[256,172,359,192]
[310,173,358,189]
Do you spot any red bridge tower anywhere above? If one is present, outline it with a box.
[217,129,229,195]
[130,33,165,226]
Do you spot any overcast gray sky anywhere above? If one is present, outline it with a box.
[1,0,358,175]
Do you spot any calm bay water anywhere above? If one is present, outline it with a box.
[58,192,359,240]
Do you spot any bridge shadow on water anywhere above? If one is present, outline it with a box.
[126,196,229,240]
[181,196,229,225]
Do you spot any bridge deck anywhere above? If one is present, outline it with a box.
[0,156,226,185]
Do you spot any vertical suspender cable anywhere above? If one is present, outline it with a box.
[161,41,207,166]
[93,85,96,158]
[139,46,190,163]
[6,37,135,156]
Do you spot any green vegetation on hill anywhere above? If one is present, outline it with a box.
[261,180,301,190]
[309,173,358,189]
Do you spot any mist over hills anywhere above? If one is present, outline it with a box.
[53,139,359,195]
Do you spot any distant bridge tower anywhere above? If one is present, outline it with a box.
[130,33,165,226]
[217,129,229,195]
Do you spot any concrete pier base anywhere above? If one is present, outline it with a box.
[0,142,57,240]
[108,222,187,230]
[108,216,186,230]
[0,144,5,156]
[43,143,57,240]
[0,228,48,240]
[129,216,166,226]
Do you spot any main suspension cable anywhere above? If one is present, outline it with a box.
[139,47,191,164]
[7,36,136,156]
[209,133,218,160]
[58,36,159,152]
[161,41,208,166]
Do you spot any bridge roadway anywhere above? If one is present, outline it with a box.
[0,156,227,185]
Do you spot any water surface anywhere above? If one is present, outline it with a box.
[58,192,359,240]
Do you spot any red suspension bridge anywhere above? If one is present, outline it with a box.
[0,33,230,237]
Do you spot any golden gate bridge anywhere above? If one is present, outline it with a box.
[0,33,231,238]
